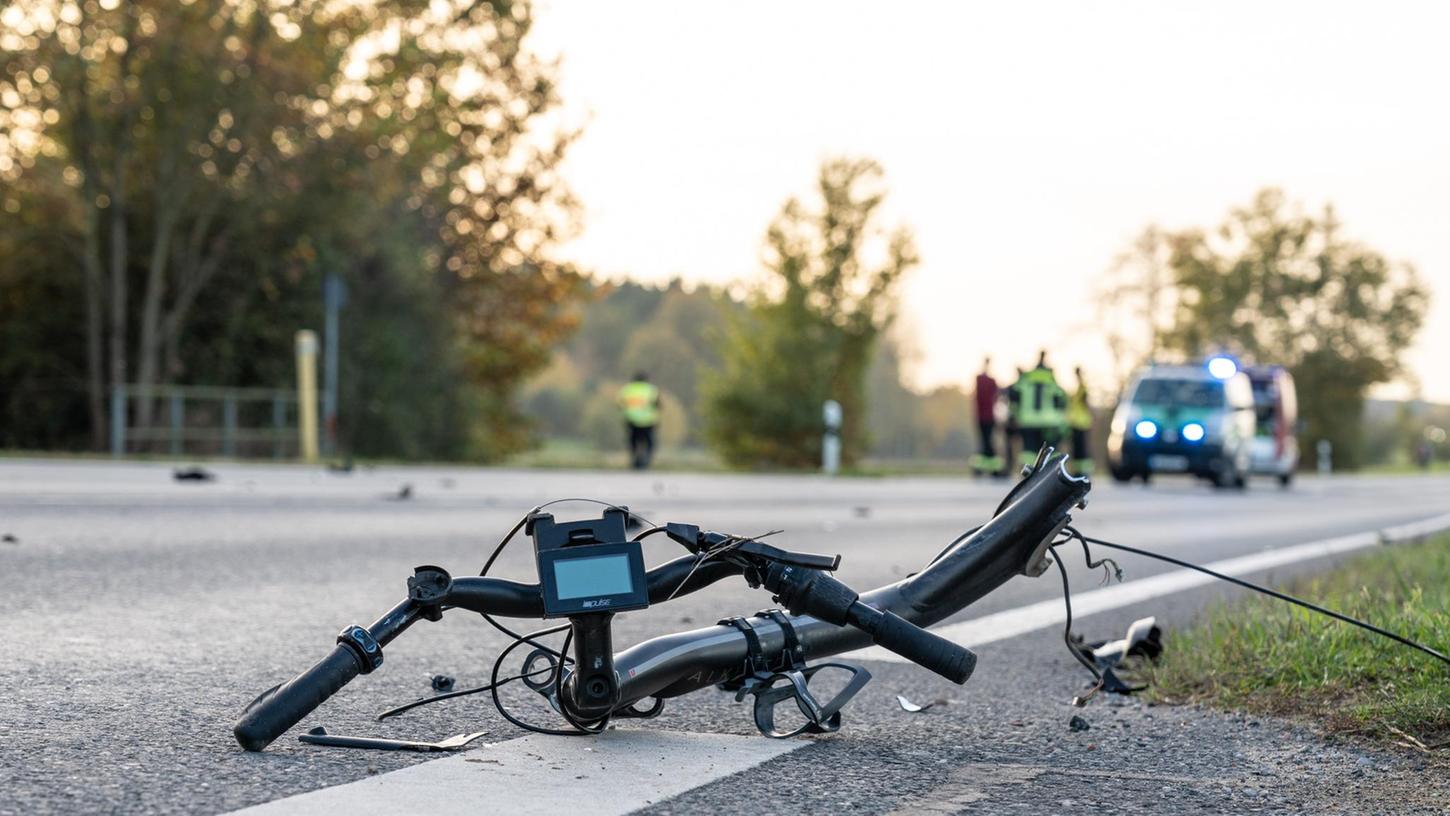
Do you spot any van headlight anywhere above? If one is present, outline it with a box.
[1134,420,1159,440]
[1182,422,1205,442]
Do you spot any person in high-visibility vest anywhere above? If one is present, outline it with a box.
[1011,351,1067,467]
[1066,366,1094,476]
[969,358,1004,476]
[617,372,661,470]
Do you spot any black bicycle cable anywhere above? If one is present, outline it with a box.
[1048,536,1106,705]
[488,627,601,736]
[1067,527,1450,669]
[381,499,655,730]
[376,660,560,721]
[476,498,658,658]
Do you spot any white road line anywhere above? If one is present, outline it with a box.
[848,511,1450,663]
[228,730,803,816]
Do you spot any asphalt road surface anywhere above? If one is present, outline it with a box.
[2,459,1448,815]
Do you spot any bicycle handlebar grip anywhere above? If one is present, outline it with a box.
[856,606,977,684]
[233,644,363,751]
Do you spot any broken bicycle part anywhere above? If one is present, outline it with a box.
[298,727,487,752]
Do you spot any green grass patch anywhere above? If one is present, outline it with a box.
[1150,534,1450,753]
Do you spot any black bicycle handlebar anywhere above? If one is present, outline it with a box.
[234,644,363,752]
[232,557,746,751]
[232,453,1090,751]
[756,560,977,684]
[846,604,977,683]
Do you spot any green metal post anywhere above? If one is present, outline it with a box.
[169,392,183,456]
[272,392,286,460]
[110,384,126,457]
[223,395,238,458]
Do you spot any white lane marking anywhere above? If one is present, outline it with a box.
[228,730,803,816]
[848,511,1450,663]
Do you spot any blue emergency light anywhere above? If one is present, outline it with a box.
[1206,356,1238,380]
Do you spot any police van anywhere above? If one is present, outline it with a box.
[1244,365,1299,486]
[1106,357,1256,487]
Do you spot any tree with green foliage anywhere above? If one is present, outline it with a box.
[703,158,917,468]
[521,278,739,449]
[0,0,581,459]
[1105,189,1428,470]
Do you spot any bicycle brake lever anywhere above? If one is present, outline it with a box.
[664,523,703,552]
[735,539,840,571]
[665,525,840,571]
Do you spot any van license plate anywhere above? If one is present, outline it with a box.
[1148,454,1189,472]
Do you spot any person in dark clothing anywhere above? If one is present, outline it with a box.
[971,358,1002,476]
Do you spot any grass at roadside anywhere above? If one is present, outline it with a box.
[1150,534,1450,753]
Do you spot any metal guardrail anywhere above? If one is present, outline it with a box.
[109,384,299,459]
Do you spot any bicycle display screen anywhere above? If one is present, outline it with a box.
[536,540,650,618]
[553,554,634,599]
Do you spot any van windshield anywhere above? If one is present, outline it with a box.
[1133,378,1224,408]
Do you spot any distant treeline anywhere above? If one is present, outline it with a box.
[521,277,977,462]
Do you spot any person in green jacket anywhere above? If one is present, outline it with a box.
[1010,351,1067,467]
[617,372,661,469]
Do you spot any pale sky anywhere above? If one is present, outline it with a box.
[530,1,1449,401]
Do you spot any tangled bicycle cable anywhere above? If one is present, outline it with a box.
[1045,524,1450,707]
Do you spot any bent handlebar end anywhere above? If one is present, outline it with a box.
[234,684,284,752]
[872,608,976,683]
[233,644,365,752]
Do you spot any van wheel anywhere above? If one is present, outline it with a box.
[1211,464,1234,489]
[1110,465,1133,484]
[1278,472,1293,488]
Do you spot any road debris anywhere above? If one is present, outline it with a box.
[172,466,216,482]
[1072,615,1163,694]
[1,533,17,545]
[299,726,486,752]
[1069,715,1091,732]
[431,674,455,693]
[896,694,953,713]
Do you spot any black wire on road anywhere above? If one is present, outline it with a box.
[1070,527,1450,669]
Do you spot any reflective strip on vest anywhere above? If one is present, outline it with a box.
[619,382,660,427]
[1013,369,1065,429]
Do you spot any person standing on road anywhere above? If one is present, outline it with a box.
[618,372,661,470]
[1066,366,1094,476]
[970,358,1003,476]
[1011,351,1067,467]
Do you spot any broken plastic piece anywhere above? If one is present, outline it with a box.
[1071,616,1162,696]
[299,726,486,752]
[895,694,952,713]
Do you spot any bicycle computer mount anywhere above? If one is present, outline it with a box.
[527,507,649,719]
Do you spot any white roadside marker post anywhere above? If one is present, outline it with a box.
[823,399,842,476]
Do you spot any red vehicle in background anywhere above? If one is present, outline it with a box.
[1244,365,1299,486]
